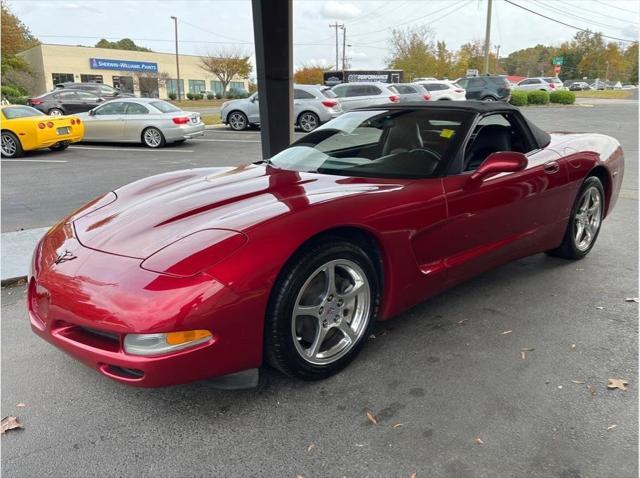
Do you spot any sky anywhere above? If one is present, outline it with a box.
[9,0,640,74]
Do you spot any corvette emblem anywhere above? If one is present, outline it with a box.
[54,250,77,264]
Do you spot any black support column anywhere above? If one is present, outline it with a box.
[251,0,294,159]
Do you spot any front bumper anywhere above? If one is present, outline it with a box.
[28,223,263,387]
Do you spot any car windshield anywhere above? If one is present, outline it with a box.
[150,101,181,113]
[269,109,472,179]
[2,106,43,119]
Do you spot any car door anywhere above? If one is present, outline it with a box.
[74,91,102,113]
[466,78,485,99]
[85,101,127,141]
[124,102,151,141]
[55,91,82,113]
[245,94,260,123]
[331,84,355,111]
[293,88,313,118]
[438,112,567,286]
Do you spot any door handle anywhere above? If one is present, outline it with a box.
[544,160,560,174]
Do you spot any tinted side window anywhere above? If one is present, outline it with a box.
[76,91,99,100]
[367,85,382,95]
[347,85,368,97]
[469,78,484,88]
[394,85,415,94]
[294,89,315,100]
[126,103,150,114]
[332,85,348,97]
[57,91,78,100]
[94,102,128,115]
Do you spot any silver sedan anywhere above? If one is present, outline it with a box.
[78,98,204,148]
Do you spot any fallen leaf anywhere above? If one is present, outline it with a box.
[521,350,527,360]
[369,334,376,339]
[596,306,605,310]
[576,268,584,271]
[587,384,596,396]
[625,298,639,303]
[366,410,378,425]
[607,424,617,431]
[457,319,467,326]
[296,475,304,478]
[306,443,315,452]
[570,343,577,351]
[500,330,512,335]
[354,443,365,447]
[571,380,585,384]
[1,416,23,435]
[475,437,484,445]
[392,423,404,429]
[521,347,535,352]
[16,403,25,408]
[607,378,629,391]
[410,474,417,478]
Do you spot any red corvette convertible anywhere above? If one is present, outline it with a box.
[28,102,624,387]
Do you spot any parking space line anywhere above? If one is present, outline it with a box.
[192,138,260,143]
[70,146,194,153]
[1,159,68,163]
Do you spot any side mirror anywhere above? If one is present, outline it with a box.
[466,151,527,188]
[89,109,96,116]
[97,97,105,102]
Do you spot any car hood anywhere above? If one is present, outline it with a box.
[72,165,402,259]
[221,98,248,109]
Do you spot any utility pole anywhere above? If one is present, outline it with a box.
[170,16,181,100]
[341,25,347,74]
[329,22,344,73]
[494,44,500,72]
[482,0,493,74]
[605,60,610,81]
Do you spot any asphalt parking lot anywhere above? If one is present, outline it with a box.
[2,101,638,477]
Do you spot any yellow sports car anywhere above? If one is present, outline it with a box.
[1,105,84,158]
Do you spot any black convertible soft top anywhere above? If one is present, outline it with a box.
[358,100,551,149]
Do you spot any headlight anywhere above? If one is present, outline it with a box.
[124,330,212,356]
[140,229,247,277]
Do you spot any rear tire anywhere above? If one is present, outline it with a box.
[298,111,320,132]
[265,238,380,380]
[48,108,64,116]
[546,176,604,260]
[481,96,496,102]
[142,127,166,148]
[1,131,23,158]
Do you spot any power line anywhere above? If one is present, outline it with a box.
[566,1,639,23]
[591,0,639,15]
[503,0,637,42]
[535,0,636,31]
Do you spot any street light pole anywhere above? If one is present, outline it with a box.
[170,16,181,100]
[483,0,493,75]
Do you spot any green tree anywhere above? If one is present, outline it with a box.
[95,38,152,52]
[434,41,453,79]
[1,4,39,93]
[623,43,639,84]
[200,48,251,93]
[294,64,325,85]
[386,26,437,80]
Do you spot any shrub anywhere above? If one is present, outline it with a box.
[509,90,528,106]
[549,90,576,104]
[168,92,177,100]
[194,93,204,100]
[215,93,222,100]
[186,92,194,100]
[527,90,549,105]
[1,85,24,98]
[206,93,215,100]
[5,96,27,105]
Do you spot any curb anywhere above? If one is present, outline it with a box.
[205,124,227,130]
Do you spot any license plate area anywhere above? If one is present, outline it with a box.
[57,126,70,135]
[191,114,199,124]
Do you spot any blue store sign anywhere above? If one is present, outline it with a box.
[89,58,158,72]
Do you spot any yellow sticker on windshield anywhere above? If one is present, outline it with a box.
[440,128,455,138]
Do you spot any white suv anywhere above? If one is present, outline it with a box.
[414,80,466,101]
[515,77,562,92]
[330,82,400,111]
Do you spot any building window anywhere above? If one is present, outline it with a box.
[229,81,245,92]
[80,74,104,83]
[188,80,205,94]
[210,80,223,95]
[52,73,74,85]
[166,79,185,98]
[112,76,134,94]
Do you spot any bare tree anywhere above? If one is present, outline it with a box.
[200,48,251,93]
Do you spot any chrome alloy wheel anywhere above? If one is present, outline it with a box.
[291,259,371,365]
[143,128,162,147]
[228,112,247,130]
[574,185,602,251]
[48,109,63,116]
[1,133,17,157]
[299,112,318,132]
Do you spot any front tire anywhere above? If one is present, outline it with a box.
[298,111,320,132]
[481,96,496,102]
[547,176,604,260]
[227,111,248,131]
[265,239,380,380]
[142,127,166,148]
[1,131,23,158]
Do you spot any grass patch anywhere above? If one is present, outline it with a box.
[574,90,633,99]
[201,114,222,126]
[169,99,226,108]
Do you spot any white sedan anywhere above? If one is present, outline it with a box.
[414,81,466,101]
[78,98,204,148]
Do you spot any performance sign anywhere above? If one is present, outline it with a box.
[89,58,158,73]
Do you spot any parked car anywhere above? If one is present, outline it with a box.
[413,77,437,82]
[220,84,342,132]
[414,80,466,100]
[331,82,400,111]
[27,90,106,116]
[0,105,83,158]
[78,98,204,148]
[55,82,135,99]
[514,77,561,92]
[390,83,431,102]
[622,84,638,89]
[455,75,511,101]
[569,82,590,91]
[28,101,624,386]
